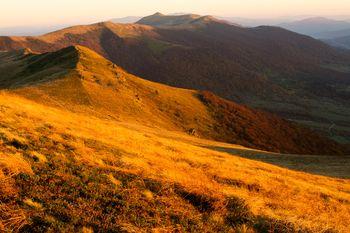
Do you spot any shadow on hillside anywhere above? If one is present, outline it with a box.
[203,145,350,179]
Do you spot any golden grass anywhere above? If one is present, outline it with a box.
[0,205,27,232]
[81,226,94,233]
[8,45,213,137]
[0,153,33,177]
[0,153,29,232]
[0,92,349,232]
[107,173,122,188]
[23,199,43,209]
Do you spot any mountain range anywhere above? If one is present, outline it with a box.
[1,13,350,233]
[2,13,350,144]
[279,17,350,38]
[278,17,350,49]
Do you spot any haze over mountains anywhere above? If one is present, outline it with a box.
[0,24,72,36]
[279,17,350,38]
[110,16,142,24]
[325,34,350,49]
[278,17,350,49]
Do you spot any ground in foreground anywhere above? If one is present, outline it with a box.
[0,93,349,232]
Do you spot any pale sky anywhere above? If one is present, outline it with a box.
[1,0,350,27]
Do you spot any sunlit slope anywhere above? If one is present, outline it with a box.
[1,17,350,143]
[0,92,349,232]
[0,46,344,155]
[0,45,214,134]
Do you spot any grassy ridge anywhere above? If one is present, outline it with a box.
[1,46,345,155]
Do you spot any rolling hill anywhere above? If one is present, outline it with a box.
[0,13,350,144]
[0,46,349,232]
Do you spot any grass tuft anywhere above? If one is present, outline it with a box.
[225,197,253,227]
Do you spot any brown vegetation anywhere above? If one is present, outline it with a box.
[199,91,346,154]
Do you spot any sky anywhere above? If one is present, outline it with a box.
[1,0,350,27]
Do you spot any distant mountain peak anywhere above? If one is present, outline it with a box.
[153,12,164,16]
[136,12,225,28]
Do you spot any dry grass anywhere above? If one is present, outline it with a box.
[0,205,27,232]
[0,153,33,177]
[0,153,30,232]
[0,92,349,232]
[23,199,43,209]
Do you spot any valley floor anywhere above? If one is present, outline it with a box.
[1,92,350,232]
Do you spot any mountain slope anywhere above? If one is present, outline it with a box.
[1,90,349,233]
[0,14,350,143]
[0,46,345,155]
